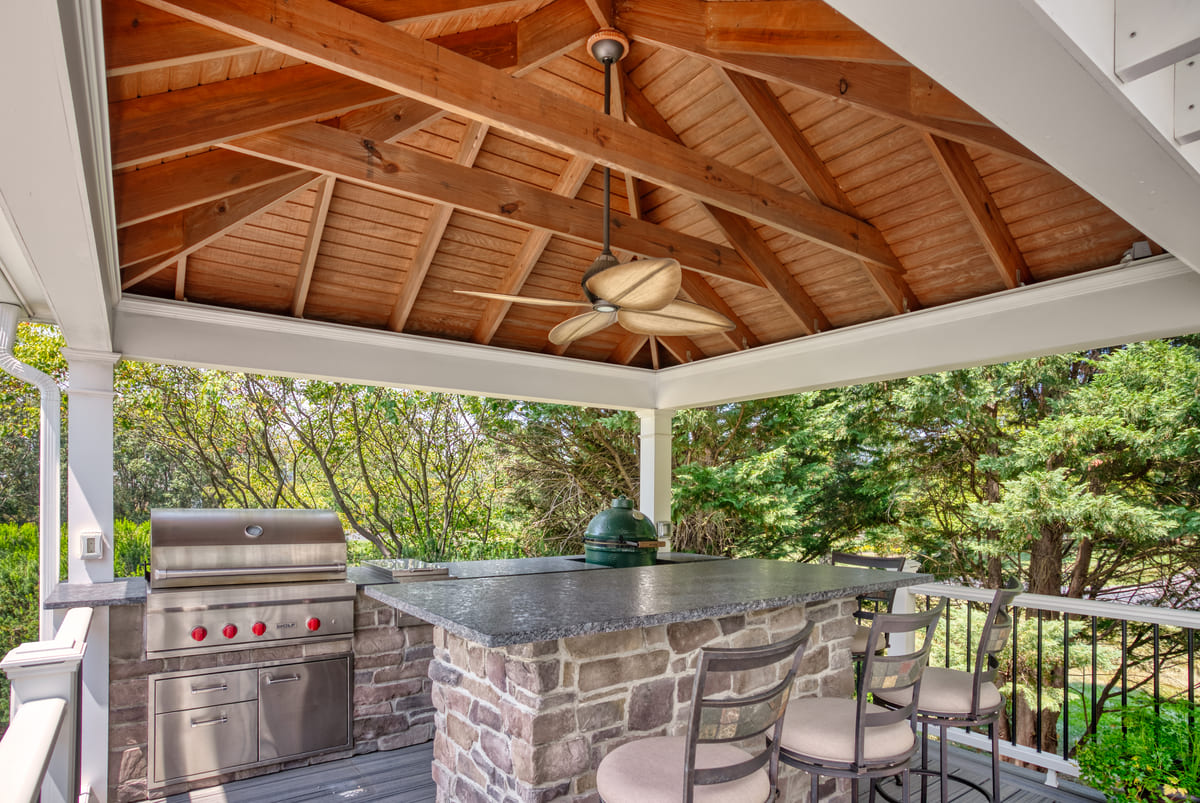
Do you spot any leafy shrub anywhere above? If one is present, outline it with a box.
[0,523,40,733]
[1077,703,1200,802]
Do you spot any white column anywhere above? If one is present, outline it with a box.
[63,348,119,803]
[637,409,673,551]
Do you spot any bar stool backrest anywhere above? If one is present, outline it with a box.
[830,551,909,620]
[855,599,947,769]
[967,579,1022,717]
[683,621,815,802]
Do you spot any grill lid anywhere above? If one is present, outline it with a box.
[149,508,348,589]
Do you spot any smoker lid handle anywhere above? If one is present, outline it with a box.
[152,563,346,582]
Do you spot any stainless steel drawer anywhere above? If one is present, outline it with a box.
[153,699,257,784]
[155,668,257,713]
[259,657,350,761]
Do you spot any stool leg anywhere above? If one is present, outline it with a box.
[990,721,1000,802]
[920,721,929,803]
[939,724,949,803]
[902,769,910,803]
[811,772,819,803]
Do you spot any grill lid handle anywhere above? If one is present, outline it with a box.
[152,563,346,582]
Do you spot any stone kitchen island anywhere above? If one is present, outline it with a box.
[366,558,927,802]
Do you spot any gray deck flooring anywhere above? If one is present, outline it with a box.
[159,741,1101,802]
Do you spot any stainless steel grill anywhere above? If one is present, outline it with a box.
[145,509,356,788]
[145,508,355,657]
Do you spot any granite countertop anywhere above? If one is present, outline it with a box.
[44,576,148,609]
[365,559,930,647]
[349,552,723,583]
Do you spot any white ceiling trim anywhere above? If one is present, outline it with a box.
[114,296,657,410]
[655,257,1200,409]
[824,0,1200,275]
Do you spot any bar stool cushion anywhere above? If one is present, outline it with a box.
[873,666,1002,716]
[779,697,914,764]
[596,735,771,803]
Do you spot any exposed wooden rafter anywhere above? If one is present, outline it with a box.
[388,120,490,332]
[221,122,760,287]
[609,334,647,365]
[924,133,1033,290]
[720,68,920,316]
[139,0,904,272]
[292,176,337,317]
[472,156,593,345]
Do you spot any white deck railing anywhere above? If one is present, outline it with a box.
[899,582,1200,788]
[0,607,94,803]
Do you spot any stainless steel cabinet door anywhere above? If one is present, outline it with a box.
[258,657,350,761]
[153,700,257,784]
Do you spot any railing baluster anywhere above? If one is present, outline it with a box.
[1189,628,1195,731]
[1121,619,1129,737]
[1012,609,1019,747]
[1063,612,1070,761]
[1036,609,1044,753]
[1153,624,1160,717]
[1091,616,1099,736]
[966,601,973,671]
[945,598,951,668]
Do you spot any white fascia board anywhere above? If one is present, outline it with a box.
[823,0,1200,275]
[0,0,114,348]
[114,297,657,410]
[655,257,1200,409]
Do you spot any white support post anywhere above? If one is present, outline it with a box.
[63,349,119,803]
[637,409,673,551]
[0,607,94,803]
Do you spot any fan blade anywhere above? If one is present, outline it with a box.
[454,290,590,308]
[548,310,618,346]
[584,257,682,311]
[617,300,736,337]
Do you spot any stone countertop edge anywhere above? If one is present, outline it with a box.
[43,577,148,609]
[364,560,933,648]
[350,552,723,584]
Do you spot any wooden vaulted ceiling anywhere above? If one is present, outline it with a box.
[107,0,1149,370]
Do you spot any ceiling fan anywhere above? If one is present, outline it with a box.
[455,29,735,347]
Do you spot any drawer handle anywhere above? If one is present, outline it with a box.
[264,674,301,685]
[190,714,228,728]
[190,682,228,695]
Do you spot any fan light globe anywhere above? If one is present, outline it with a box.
[593,301,618,313]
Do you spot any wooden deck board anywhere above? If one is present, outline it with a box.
[158,738,1102,803]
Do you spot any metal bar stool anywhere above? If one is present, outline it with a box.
[830,552,910,684]
[874,580,1021,803]
[776,599,946,803]
[597,621,815,803]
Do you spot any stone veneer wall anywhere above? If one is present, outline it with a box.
[107,589,436,802]
[429,599,858,803]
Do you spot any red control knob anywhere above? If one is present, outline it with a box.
[222,624,238,639]
[190,626,208,642]
[251,621,266,637]
[305,617,321,632]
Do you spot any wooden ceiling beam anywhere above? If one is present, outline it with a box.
[140,0,902,272]
[111,0,591,169]
[720,68,920,316]
[222,122,760,287]
[703,0,904,64]
[173,255,187,300]
[114,150,310,228]
[110,64,393,169]
[924,133,1032,290]
[622,72,826,334]
[473,156,593,345]
[617,0,1043,165]
[292,176,337,317]
[582,0,615,27]
[656,335,701,364]
[388,120,490,332]
[120,172,320,288]
[104,0,539,75]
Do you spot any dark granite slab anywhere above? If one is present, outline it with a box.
[365,559,930,647]
[349,552,723,584]
[44,577,147,609]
